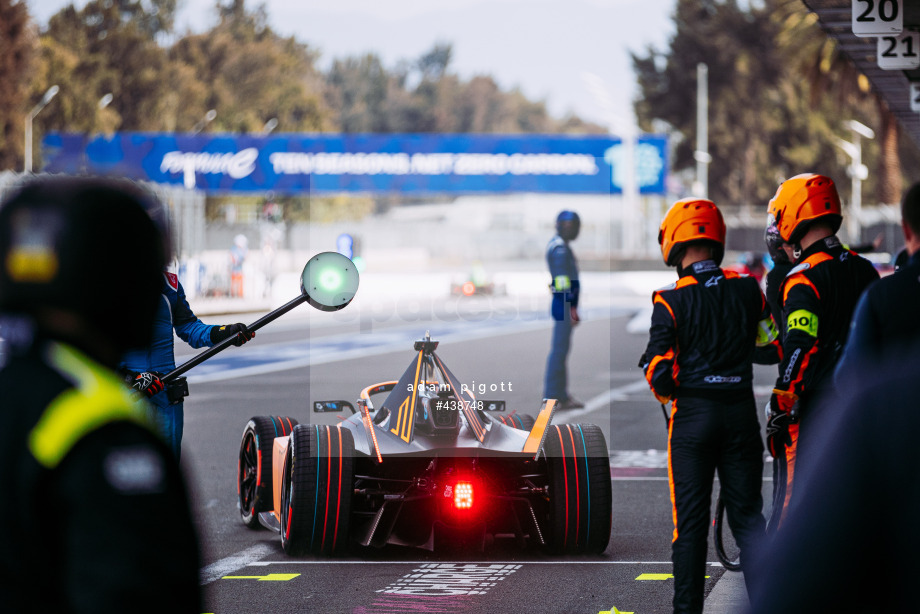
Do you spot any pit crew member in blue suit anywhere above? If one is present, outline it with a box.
[120,271,253,458]
[543,210,583,410]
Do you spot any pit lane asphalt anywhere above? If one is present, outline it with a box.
[180,303,776,614]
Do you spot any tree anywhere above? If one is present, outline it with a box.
[325,43,603,134]
[325,53,394,132]
[772,1,897,204]
[633,0,910,210]
[41,1,174,132]
[32,0,598,140]
[634,0,800,208]
[172,20,331,133]
[0,0,36,170]
[417,42,452,81]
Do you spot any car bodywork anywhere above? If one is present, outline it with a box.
[238,333,611,555]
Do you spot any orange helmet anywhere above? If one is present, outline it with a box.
[767,173,842,244]
[658,198,726,266]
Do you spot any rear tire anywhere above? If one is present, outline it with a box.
[238,416,298,529]
[280,424,355,556]
[497,413,536,431]
[543,424,612,554]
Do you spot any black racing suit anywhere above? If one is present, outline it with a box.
[764,260,793,342]
[0,330,201,614]
[641,259,781,614]
[769,236,878,529]
[762,259,792,534]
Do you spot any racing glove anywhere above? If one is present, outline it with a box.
[211,323,254,347]
[133,371,165,398]
[770,388,799,418]
[765,410,791,458]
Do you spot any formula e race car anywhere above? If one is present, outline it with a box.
[236,333,612,556]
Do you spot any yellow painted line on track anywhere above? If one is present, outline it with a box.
[222,573,301,581]
[635,573,709,581]
[598,608,634,614]
[636,573,674,580]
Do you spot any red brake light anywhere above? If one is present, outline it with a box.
[461,282,476,296]
[453,481,473,510]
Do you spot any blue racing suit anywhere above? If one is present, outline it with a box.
[543,234,580,402]
[120,272,217,457]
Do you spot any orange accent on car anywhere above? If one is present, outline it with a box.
[271,435,291,523]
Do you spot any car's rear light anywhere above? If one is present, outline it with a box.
[453,481,473,510]
[461,282,476,296]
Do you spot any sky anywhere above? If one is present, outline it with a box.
[28,0,676,135]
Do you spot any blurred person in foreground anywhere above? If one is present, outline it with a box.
[835,181,920,386]
[747,344,920,613]
[543,209,584,409]
[761,174,878,530]
[640,199,781,614]
[119,271,254,459]
[0,177,201,613]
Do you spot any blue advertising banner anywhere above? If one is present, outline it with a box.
[42,132,668,195]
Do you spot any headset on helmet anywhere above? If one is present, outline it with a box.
[658,198,726,267]
[767,173,842,245]
[0,176,170,353]
[556,210,580,241]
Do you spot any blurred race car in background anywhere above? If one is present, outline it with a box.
[236,333,611,555]
[449,262,507,296]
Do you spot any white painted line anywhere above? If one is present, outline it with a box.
[555,379,650,422]
[187,317,552,384]
[375,563,520,597]
[611,475,773,482]
[610,449,668,468]
[612,476,670,481]
[626,307,653,334]
[186,306,624,384]
[199,543,275,585]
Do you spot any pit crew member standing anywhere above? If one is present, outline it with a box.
[764,173,878,528]
[0,177,201,613]
[543,210,584,409]
[641,199,781,614]
[834,181,920,384]
[121,274,253,458]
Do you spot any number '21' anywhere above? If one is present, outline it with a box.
[856,0,899,22]
[881,36,916,58]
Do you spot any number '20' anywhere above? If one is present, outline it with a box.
[856,0,900,22]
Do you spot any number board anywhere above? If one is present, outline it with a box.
[877,31,920,70]
[911,83,920,113]
[852,0,903,37]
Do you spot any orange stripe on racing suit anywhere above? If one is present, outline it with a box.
[778,422,799,529]
[666,400,679,542]
[775,251,832,401]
